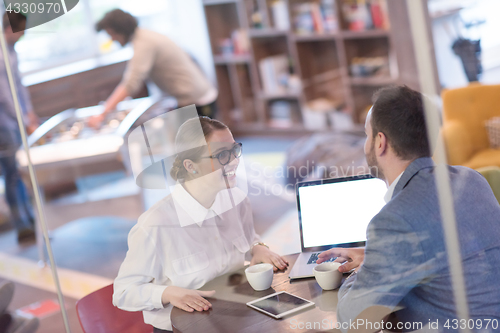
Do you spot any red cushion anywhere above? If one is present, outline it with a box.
[76,284,153,333]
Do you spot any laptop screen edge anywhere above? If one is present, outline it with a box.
[295,174,374,253]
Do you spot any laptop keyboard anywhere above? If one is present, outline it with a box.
[307,252,336,265]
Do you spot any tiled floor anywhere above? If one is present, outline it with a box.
[0,135,302,333]
[0,278,84,333]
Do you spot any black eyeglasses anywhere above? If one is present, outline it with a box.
[202,142,242,166]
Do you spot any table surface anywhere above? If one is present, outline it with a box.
[171,254,342,333]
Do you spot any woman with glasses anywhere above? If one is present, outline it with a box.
[113,116,288,333]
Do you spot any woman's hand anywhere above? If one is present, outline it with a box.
[161,286,215,312]
[250,245,289,271]
[316,247,365,273]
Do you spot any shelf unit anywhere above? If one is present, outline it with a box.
[203,0,432,134]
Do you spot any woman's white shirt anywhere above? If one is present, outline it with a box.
[112,183,259,330]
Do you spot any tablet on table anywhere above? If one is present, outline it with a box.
[246,291,315,319]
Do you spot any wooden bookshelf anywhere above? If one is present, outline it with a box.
[203,0,436,134]
[341,29,389,39]
[213,54,252,64]
[257,91,302,100]
[204,0,238,5]
[293,33,339,42]
[248,28,290,37]
[348,76,397,86]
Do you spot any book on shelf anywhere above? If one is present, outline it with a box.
[271,0,291,30]
[259,55,289,95]
[322,0,338,32]
[269,100,297,128]
[293,0,339,35]
[341,0,389,31]
[369,0,389,29]
[311,3,325,33]
[232,29,250,54]
[217,29,249,58]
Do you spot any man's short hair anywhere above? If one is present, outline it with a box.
[96,9,138,41]
[371,85,431,160]
[3,12,27,31]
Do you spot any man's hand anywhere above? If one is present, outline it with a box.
[250,245,289,271]
[316,247,365,273]
[89,83,129,129]
[161,286,215,313]
[88,114,106,129]
[26,111,40,135]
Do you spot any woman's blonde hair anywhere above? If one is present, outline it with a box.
[170,116,228,181]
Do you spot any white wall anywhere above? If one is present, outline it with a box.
[431,14,469,89]
[430,0,500,88]
[163,0,215,84]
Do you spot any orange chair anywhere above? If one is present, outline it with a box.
[441,83,500,169]
[76,284,154,333]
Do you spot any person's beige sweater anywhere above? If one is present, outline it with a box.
[122,28,214,106]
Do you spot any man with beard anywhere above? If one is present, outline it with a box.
[317,85,500,332]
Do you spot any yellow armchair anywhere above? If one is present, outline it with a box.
[442,83,500,169]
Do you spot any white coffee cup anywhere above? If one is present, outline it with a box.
[245,263,273,291]
[313,262,342,290]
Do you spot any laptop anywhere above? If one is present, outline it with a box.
[288,174,387,279]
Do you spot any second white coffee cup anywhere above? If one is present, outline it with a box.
[245,263,273,291]
[313,262,342,290]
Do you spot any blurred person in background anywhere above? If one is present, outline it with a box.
[0,13,39,243]
[113,116,287,332]
[89,9,218,128]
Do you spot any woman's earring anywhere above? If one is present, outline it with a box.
[193,170,197,174]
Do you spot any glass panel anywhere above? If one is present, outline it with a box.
[7,1,500,332]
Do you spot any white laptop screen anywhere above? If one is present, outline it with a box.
[298,177,387,249]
